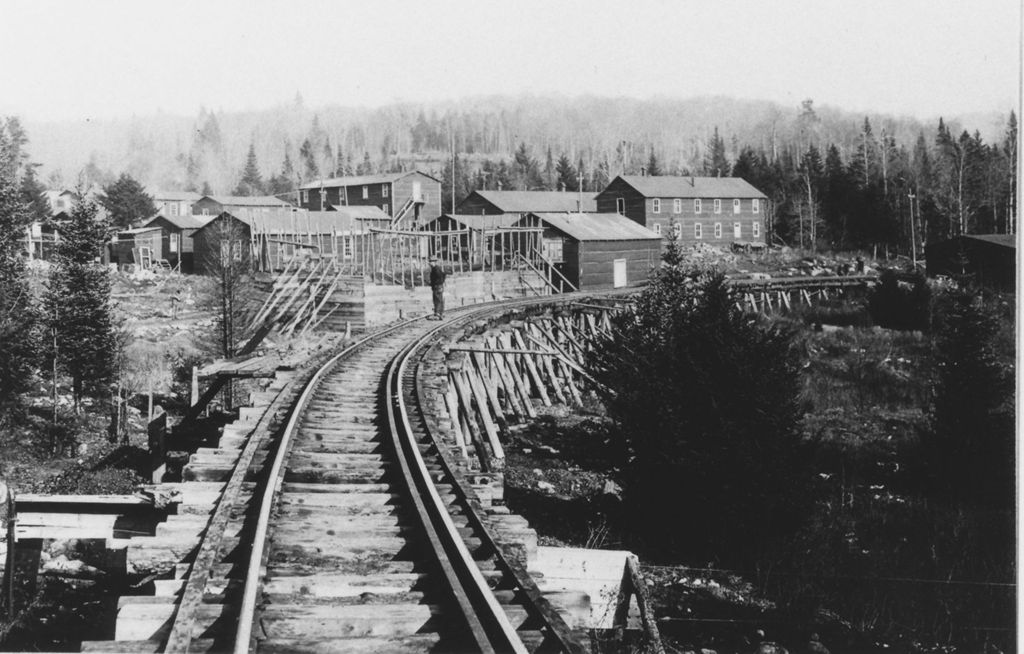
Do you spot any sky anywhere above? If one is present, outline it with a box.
[0,0,1019,122]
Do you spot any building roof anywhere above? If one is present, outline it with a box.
[142,213,213,230]
[203,207,391,235]
[603,175,767,199]
[529,212,662,241]
[425,214,523,230]
[117,226,163,235]
[328,205,393,220]
[298,170,441,190]
[962,234,1016,248]
[200,195,294,207]
[149,190,203,202]
[462,190,598,213]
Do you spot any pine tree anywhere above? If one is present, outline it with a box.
[45,196,116,413]
[234,142,264,196]
[702,128,729,176]
[0,119,41,425]
[19,162,50,221]
[100,173,156,229]
[543,147,556,190]
[646,149,662,176]
[1002,112,1017,233]
[299,138,319,181]
[555,154,578,191]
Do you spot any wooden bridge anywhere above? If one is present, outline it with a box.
[0,293,657,653]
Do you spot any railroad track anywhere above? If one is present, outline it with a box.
[84,299,590,654]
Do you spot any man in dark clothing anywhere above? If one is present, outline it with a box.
[429,257,446,319]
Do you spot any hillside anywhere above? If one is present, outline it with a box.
[22,94,1009,194]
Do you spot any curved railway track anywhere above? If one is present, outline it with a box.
[85,298,592,654]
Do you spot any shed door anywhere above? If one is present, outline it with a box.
[733,222,742,238]
[412,181,422,202]
[613,258,627,288]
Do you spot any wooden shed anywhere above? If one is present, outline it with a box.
[925,234,1016,292]
[520,212,662,290]
[139,213,213,273]
[110,226,164,269]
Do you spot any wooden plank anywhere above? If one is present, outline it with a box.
[450,367,490,470]
[495,350,535,420]
[511,329,550,407]
[463,367,504,462]
[443,379,468,459]
[486,342,525,420]
[471,352,506,426]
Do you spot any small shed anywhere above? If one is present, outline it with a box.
[521,212,662,290]
[110,226,164,269]
[139,213,213,273]
[925,234,1016,292]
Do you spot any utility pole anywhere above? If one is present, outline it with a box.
[908,191,917,269]
[577,170,585,213]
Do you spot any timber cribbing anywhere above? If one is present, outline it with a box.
[80,293,633,654]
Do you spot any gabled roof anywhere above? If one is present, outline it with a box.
[528,212,662,241]
[602,175,767,199]
[299,170,441,190]
[199,195,293,207]
[200,207,390,235]
[461,190,598,213]
[142,213,213,230]
[424,214,523,230]
[149,190,203,202]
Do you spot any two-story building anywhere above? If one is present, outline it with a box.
[456,190,598,217]
[150,190,202,220]
[191,194,293,217]
[595,176,768,246]
[297,171,441,228]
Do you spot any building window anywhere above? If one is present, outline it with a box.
[169,233,179,253]
[382,184,389,198]
[714,199,721,214]
[733,199,741,214]
[653,223,661,236]
[342,235,353,258]
[753,199,760,214]
[733,222,742,238]
[616,197,625,214]
[362,185,368,199]
[301,190,309,204]
[202,209,210,216]
[382,204,389,214]
[233,240,242,261]
[673,199,682,213]
[543,238,564,264]
[694,223,702,239]
[652,198,661,214]
[170,203,179,216]
[694,199,702,214]
[714,222,722,238]
[672,223,682,239]
[753,221,761,239]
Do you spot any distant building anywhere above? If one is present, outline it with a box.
[138,213,213,273]
[191,206,390,275]
[150,190,202,220]
[44,189,80,218]
[297,171,441,227]
[456,190,598,216]
[191,194,293,217]
[109,226,164,269]
[925,234,1016,292]
[517,212,662,290]
[595,175,768,245]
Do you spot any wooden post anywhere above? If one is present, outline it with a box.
[2,485,13,619]
[190,366,199,407]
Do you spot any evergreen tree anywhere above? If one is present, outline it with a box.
[45,197,116,412]
[1002,112,1017,233]
[100,172,156,230]
[555,154,578,191]
[0,119,41,425]
[233,142,264,196]
[19,162,50,221]
[543,147,556,190]
[299,138,319,181]
[646,149,662,176]
[702,127,729,176]
[587,267,810,565]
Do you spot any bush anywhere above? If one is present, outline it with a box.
[868,270,931,331]
[587,266,812,567]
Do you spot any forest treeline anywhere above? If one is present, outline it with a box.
[26,95,1016,253]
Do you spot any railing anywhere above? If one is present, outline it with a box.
[512,252,579,295]
[612,554,665,654]
[391,197,416,226]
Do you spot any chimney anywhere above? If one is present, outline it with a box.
[640,166,647,177]
[689,176,695,187]
[497,180,503,191]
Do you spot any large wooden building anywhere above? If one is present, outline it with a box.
[191,194,293,217]
[297,171,442,227]
[595,175,768,246]
[519,212,662,290]
[456,190,598,216]
[150,190,202,219]
[191,206,391,275]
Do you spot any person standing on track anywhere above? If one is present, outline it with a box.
[429,256,446,319]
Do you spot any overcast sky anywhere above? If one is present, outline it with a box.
[1,0,1019,122]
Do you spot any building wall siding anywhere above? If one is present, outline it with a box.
[392,172,442,226]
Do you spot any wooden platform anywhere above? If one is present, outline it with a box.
[197,355,281,380]
[530,546,641,630]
